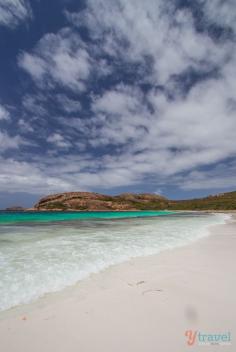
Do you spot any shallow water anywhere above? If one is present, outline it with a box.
[0,211,229,311]
[0,210,175,224]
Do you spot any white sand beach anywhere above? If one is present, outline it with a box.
[0,216,235,352]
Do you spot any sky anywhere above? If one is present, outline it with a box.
[0,0,236,208]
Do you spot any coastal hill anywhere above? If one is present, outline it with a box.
[168,191,236,210]
[5,206,26,211]
[34,192,168,211]
[33,191,236,211]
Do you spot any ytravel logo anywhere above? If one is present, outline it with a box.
[185,330,231,346]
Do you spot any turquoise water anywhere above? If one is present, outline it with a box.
[0,210,175,224]
[0,212,230,311]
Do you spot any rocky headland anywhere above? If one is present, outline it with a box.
[31,190,236,211]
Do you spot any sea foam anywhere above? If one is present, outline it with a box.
[0,212,230,311]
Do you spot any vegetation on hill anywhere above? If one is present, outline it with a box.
[168,191,236,210]
[32,191,236,211]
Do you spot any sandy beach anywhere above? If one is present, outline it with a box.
[0,215,235,352]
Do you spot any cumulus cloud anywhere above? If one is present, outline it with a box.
[0,0,32,29]
[47,133,71,149]
[0,157,72,194]
[0,131,25,150]
[19,28,93,92]
[0,153,138,194]
[0,105,10,120]
[201,0,236,34]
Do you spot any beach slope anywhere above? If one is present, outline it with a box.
[0,218,235,352]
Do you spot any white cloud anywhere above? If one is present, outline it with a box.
[179,160,236,190]
[0,153,138,194]
[56,94,81,113]
[47,133,71,149]
[22,94,47,116]
[68,0,235,189]
[19,28,93,92]
[57,46,236,190]
[20,54,46,81]
[18,119,34,133]
[201,0,236,34]
[93,84,143,115]
[0,0,32,29]
[0,132,25,150]
[0,105,10,120]
[88,84,149,146]
[67,0,228,85]
[0,157,72,194]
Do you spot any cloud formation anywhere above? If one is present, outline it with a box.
[0,105,10,120]
[0,0,236,197]
[0,132,25,151]
[202,0,236,34]
[19,28,94,92]
[0,0,32,29]
[67,0,228,83]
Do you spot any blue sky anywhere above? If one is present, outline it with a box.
[0,0,236,208]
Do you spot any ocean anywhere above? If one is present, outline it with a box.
[0,211,229,311]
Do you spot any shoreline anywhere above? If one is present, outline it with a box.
[2,209,236,212]
[0,215,235,351]
[0,212,230,315]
